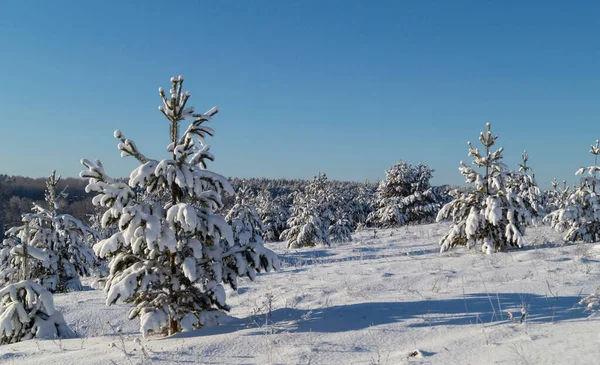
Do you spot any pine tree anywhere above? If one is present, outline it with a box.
[348,180,375,231]
[255,189,289,242]
[507,151,545,225]
[0,280,75,344]
[0,171,98,292]
[437,123,532,254]
[88,203,118,240]
[545,178,571,214]
[281,173,332,248]
[224,186,276,282]
[328,214,353,243]
[327,186,353,243]
[367,161,440,228]
[86,205,114,278]
[281,193,329,248]
[544,140,600,242]
[81,76,278,337]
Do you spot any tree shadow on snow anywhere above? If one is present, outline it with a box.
[518,241,567,251]
[278,242,442,269]
[279,250,418,267]
[278,249,336,267]
[171,293,588,340]
[238,292,587,334]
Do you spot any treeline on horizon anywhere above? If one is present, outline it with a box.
[1,173,447,237]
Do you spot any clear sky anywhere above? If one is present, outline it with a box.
[0,1,598,189]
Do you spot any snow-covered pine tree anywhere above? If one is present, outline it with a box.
[224,185,276,281]
[437,123,532,254]
[88,203,118,240]
[86,204,115,279]
[367,161,440,228]
[544,140,600,242]
[281,193,328,248]
[0,280,75,344]
[81,76,278,337]
[328,213,353,243]
[327,185,353,243]
[0,171,98,292]
[507,151,545,225]
[255,189,289,242]
[545,178,571,214]
[349,180,375,231]
[280,173,332,248]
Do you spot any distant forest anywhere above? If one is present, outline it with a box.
[0,174,379,238]
[0,174,93,236]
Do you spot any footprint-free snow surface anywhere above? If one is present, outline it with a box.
[2,223,599,364]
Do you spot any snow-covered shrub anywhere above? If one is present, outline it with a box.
[0,171,98,292]
[281,173,333,248]
[579,287,600,315]
[506,151,546,225]
[437,123,531,254]
[0,280,75,344]
[544,140,600,242]
[81,76,278,337]
[367,161,441,228]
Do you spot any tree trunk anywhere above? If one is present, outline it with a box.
[169,315,178,335]
[168,249,178,336]
[22,223,29,281]
[485,142,490,195]
[168,129,181,336]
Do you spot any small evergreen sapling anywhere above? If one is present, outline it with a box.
[507,151,545,225]
[0,171,98,292]
[544,178,570,215]
[327,187,353,243]
[352,180,375,230]
[437,123,531,254]
[225,186,277,282]
[255,189,289,242]
[367,161,440,228]
[81,76,278,337]
[544,140,600,242]
[226,186,265,247]
[281,194,328,248]
[0,280,75,344]
[328,214,353,243]
[280,173,333,248]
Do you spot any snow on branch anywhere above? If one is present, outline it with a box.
[0,280,75,344]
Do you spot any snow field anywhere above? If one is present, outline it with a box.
[2,223,599,364]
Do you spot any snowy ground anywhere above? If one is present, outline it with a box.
[1,223,599,364]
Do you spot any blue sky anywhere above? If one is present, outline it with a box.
[0,1,598,189]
